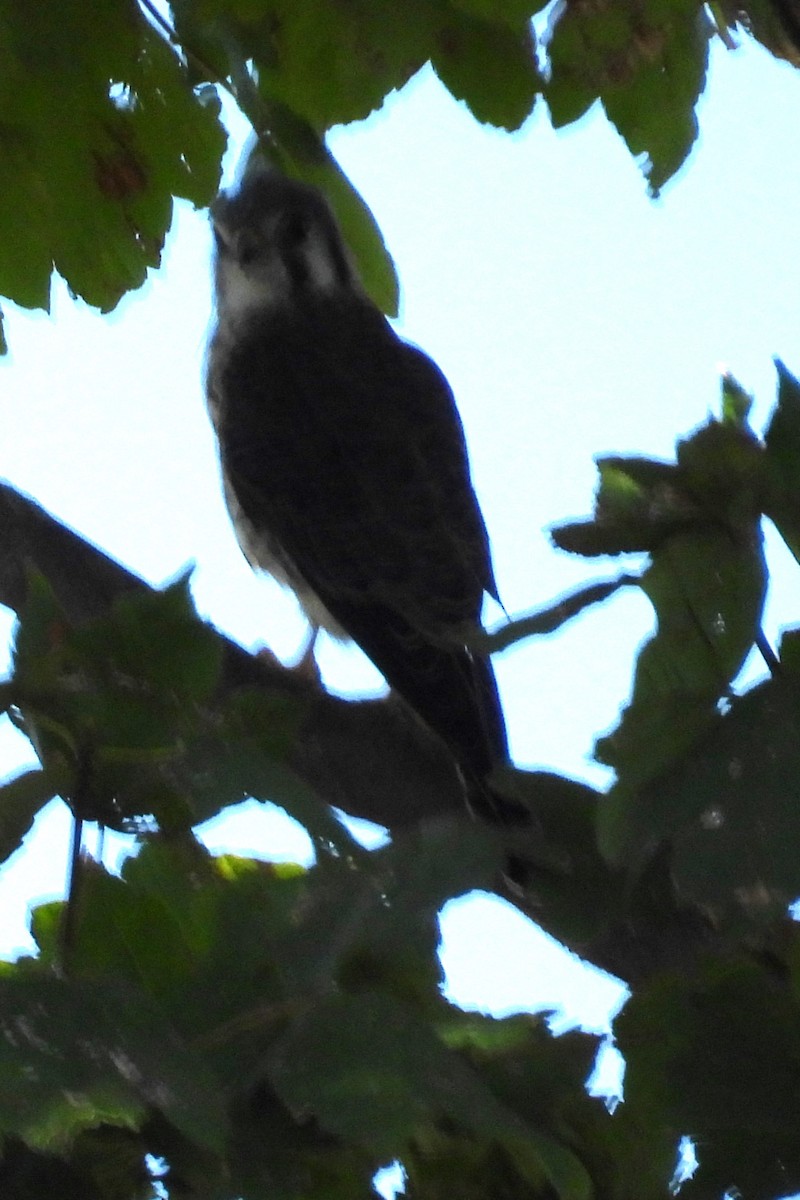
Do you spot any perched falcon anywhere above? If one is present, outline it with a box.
[206,167,511,814]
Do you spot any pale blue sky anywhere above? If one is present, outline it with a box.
[1,33,799,1042]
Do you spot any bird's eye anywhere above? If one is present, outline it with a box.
[236,229,260,266]
[278,211,309,247]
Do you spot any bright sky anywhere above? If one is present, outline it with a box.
[1,33,800,1055]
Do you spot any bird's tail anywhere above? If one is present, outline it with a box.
[318,599,524,822]
[413,645,527,824]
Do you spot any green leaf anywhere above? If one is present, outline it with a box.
[27,844,304,1127]
[0,766,67,866]
[545,0,712,193]
[618,955,800,1199]
[62,852,219,1000]
[764,358,800,563]
[293,148,400,318]
[16,569,216,737]
[496,770,624,946]
[11,573,82,770]
[720,370,753,428]
[551,457,699,557]
[675,416,764,525]
[780,626,800,676]
[329,817,503,1002]
[67,1125,154,1200]
[0,1134,152,1200]
[215,684,356,852]
[0,972,227,1151]
[242,127,400,316]
[598,523,766,863]
[543,6,598,129]
[431,12,540,131]
[447,0,542,23]
[555,400,767,867]
[641,677,800,929]
[8,573,321,832]
[600,0,711,196]
[638,525,765,694]
[240,0,428,129]
[66,842,296,1016]
[27,900,62,966]
[0,1,224,318]
[435,1010,679,1200]
[269,991,592,1199]
[373,816,503,917]
[12,571,72,694]
[70,575,223,707]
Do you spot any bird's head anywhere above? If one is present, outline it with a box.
[211,170,360,332]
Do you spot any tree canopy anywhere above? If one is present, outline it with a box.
[2,1,800,1198]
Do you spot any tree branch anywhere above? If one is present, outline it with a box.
[0,481,468,829]
[0,482,722,990]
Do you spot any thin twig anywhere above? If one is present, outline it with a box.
[479,572,641,655]
[756,628,781,676]
[707,1,739,49]
[58,744,97,972]
[136,0,236,99]
[59,813,84,974]
[136,0,285,155]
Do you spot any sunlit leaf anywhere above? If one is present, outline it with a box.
[431,12,540,131]
[0,2,224,318]
[545,0,712,193]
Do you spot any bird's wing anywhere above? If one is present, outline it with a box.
[218,296,500,637]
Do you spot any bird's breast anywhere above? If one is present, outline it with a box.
[220,468,349,638]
